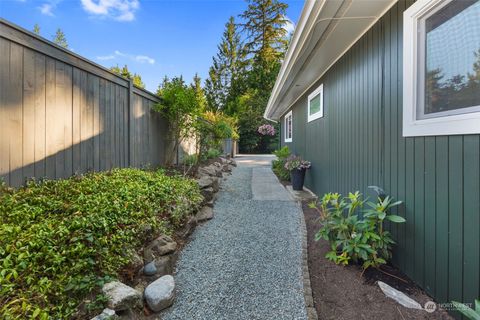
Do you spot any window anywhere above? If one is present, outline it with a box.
[308,84,324,122]
[403,0,480,136]
[284,110,292,142]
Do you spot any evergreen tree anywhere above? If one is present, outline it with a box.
[110,65,145,89]
[240,0,288,64]
[236,0,289,153]
[52,28,68,49]
[192,73,207,111]
[33,24,40,35]
[205,16,246,112]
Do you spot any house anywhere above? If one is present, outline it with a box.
[265,0,479,310]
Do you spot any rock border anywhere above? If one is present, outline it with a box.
[300,204,318,320]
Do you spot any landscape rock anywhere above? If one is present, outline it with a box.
[175,215,197,239]
[197,166,217,177]
[197,176,219,192]
[200,163,223,178]
[144,235,177,263]
[90,308,117,320]
[205,199,215,208]
[143,261,157,276]
[196,206,214,222]
[377,281,423,310]
[154,255,174,277]
[102,281,142,311]
[213,165,223,177]
[219,157,228,164]
[201,187,215,203]
[144,275,176,313]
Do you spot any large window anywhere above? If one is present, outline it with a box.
[403,0,480,136]
[308,84,324,122]
[284,110,292,142]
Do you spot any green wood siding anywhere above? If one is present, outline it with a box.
[280,0,480,311]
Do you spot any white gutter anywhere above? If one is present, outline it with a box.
[264,0,324,120]
[265,0,398,121]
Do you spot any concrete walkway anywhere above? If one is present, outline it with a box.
[161,154,307,320]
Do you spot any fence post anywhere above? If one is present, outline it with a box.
[128,79,134,167]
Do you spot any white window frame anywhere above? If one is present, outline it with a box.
[403,0,480,137]
[284,110,293,142]
[307,84,324,122]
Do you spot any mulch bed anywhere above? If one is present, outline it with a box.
[302,201,453,320]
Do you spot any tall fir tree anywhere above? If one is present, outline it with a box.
[205,16,246,113]
[52,28,68,49]
[236,0,289,153]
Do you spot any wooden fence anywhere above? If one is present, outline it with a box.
[0,19,170,187]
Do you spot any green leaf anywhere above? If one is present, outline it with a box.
[385,215,406,223]
[32,308,41,318]
[451,301,480,320]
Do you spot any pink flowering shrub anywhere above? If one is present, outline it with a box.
[258,124,276,136]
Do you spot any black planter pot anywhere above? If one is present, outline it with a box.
[290,168,306,191]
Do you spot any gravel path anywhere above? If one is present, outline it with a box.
[161,155,307,320]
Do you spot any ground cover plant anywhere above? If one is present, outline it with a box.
[0,168,203,319]
[309,192,405,270]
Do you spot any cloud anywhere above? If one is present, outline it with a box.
[80,0,139,21]
[39,3,55,16]
[135,55,155,64]
[96,50,155,64]
[97,55,116,60]
[283,16,295,36]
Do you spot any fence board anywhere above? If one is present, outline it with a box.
[0,38,10,184]
[9,42,23,186]
[23,48,35,181]
[34,52,46,178]
[45,57,56,179]
[0,19,177,187]
[64,65,73,177]
[72,68,81,174]
[54,61,66,179]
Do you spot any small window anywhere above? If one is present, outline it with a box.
[284,110,292,142]
[308,84,324,122]
[403,0,480,136]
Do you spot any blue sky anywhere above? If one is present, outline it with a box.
[0,0,304,92]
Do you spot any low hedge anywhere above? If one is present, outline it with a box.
[0,168,203,319]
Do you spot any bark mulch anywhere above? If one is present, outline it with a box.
[302,201,453,320]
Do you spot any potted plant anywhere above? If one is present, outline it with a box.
[284,155,311,190]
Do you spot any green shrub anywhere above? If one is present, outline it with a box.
[183,153,199,166]
[310,192,405,270]
[272,146,290,159]
[205,148,221,159]
[272,146,291,181]
[0,168,203,319]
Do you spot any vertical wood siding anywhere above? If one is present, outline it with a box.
[281,0,479,311]
[0,21,168,187]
